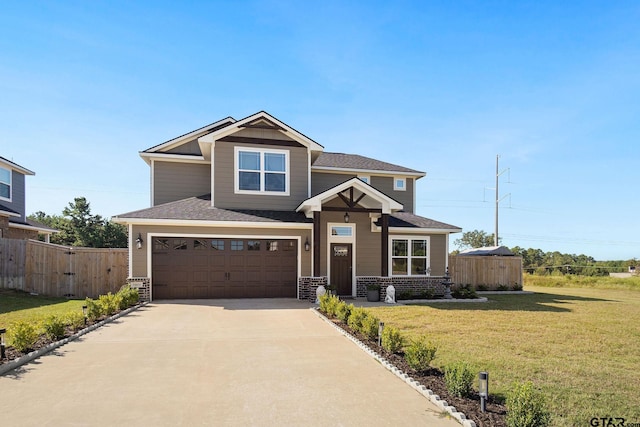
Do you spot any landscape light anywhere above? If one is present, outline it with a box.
[479,371,489,413]
[0,328,6,359]
[82,305,88,325]
[378,321,384,347]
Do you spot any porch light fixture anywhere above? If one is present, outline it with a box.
[479,371,489,413]
[82,305,88,326]
[136,233,143,249]
[344,212,349,223]
[304,237,310,252]
[0,328,6,359]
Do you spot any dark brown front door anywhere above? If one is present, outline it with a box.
[330,243,352,296]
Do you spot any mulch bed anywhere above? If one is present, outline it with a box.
[325,315,507,427]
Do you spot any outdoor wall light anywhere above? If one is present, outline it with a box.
[82,305,88,325]
[344,212,350,223]
[304,237,310,252]
[0,328,6,359]
[479,371,489,413]
[136,233,143,249]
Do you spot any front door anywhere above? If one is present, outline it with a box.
[331,243,352,296]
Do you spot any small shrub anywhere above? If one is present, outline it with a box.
[117,284,139,309]
[9,321,39,353]
[318,292,331,313]
[335,302,353,323]
[396,291,413,300]
[85,297,102,321]
[98,293,120,316]
[418,289,434,299]
[444,361,474,398]
[452,284,478,299]
[511,282,523,291]
[361,313,380,340]
[497,284,510,291]
[404,337,437,372]
[347,307,368,333]
[64,311,86,330]
[381,325,404,353]
[476,284,488,291]
[506,381,550,427]
[43,315,66,340]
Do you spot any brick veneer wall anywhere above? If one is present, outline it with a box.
[127,277,150,302]
[298,276,328,302]
[6,227,38,240]
[0,216,8,237]
[356,276,448,300]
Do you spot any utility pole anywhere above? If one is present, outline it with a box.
[494,155,510,246]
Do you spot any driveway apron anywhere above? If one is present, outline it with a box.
[0,299,460,426]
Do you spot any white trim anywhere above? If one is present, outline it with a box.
[0,165,12,202]
[312,165,425,179]
[234,146,290,196]
[146,232,302,301]
[0,158,35,175]
[327,223,356,296]
[296,177,403,217]
[210,141,216,207]
[394,177,406,191]
[307,149,312,198]
[128,224,133,277]
[141,116,236,155]
[0,209,20,218]
[112,217,313,229]
[8,222,57,235]
[139,152,207,164]
[389,235,431,277]
[198,111,324,152]
[150,159,155,206]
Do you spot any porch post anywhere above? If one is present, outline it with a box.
[381,213,389,276]
[313,211,321,276]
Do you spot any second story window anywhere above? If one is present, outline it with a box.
[0,167,10,201]
[235,147,289,195]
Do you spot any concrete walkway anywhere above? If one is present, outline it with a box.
[0,299,460,426]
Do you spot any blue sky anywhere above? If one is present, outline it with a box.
[1,1,638,260]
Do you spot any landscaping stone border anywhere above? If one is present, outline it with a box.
[0,302,149,376]
[312,307,477,427]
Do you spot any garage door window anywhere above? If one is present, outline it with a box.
[211,240,224,250]
[173,239,187,250]
[194,239,208,250]
[248,241,261,251]
[154,238,169,250]
[267,241,279,251]
[231,240,244,251]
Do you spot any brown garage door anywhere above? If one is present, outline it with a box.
[152,237,298,299]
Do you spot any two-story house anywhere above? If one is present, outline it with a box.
[113,112,461,301]
[0,156,56,240]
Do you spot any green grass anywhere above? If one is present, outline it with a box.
[367,285,640,427]
[525,272,640,290]
[0,289,85,330]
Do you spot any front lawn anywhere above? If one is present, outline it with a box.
[0,289,85,327]
[367,286,640,427]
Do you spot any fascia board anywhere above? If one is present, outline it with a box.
[311,166,426,179]
[389,227,463,234]
[9,222,58,234]
[198,111,324,152]
[142,117,236,154]
[112,217,313,229]
[139,152,207,164]
[0,209,20,218]
[0,158,35,176]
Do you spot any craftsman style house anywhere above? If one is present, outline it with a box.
[0,156,56,240]
[114,112,461,300]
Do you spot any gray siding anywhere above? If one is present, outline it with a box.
[213,142,309,210]
[311,172,415,213]
[4,170,26,222]
[153,161,210,206]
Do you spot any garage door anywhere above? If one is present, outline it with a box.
[151,237,298,299]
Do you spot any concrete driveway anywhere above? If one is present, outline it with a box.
[1,299,460,426]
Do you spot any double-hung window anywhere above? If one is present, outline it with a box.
[0,166,11,201]
[235,147,289,195]
[391,237,430,275]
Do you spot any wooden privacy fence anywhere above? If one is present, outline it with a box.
[449,255,523,289]
[0,239,128,298]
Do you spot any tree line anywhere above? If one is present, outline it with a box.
[454,230,637,276]
[29,197,127,248]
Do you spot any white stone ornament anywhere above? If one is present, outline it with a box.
[385,285,396,304]
[315,285,326,304]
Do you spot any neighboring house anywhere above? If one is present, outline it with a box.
[0,156,56,240]
[113,111,461,300]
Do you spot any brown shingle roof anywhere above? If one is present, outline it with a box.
[115,195,312,223]
[387,212,461,231]
[313,152,424,175]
